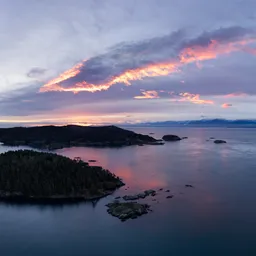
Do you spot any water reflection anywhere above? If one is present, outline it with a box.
[1,128,256,255]
[57,146,168,191]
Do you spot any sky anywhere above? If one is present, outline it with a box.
[1,0,256,127]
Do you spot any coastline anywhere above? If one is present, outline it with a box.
[0,150,125,205]
[0,187,124,204]
[0,125,160,150]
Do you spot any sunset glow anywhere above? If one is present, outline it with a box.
[179,92,214,105]
[39,38,256,94]
[222,103,232,108]
[134,90,159,99]
[40,62,85,92]
[224,92,248,98]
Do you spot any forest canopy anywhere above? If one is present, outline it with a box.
[0,150,124,200]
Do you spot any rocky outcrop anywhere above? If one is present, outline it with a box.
[106,201,151,221]
[214,140,227,144]
[162,135,181,141]
[123,190,156,201]
[107,187,180,221]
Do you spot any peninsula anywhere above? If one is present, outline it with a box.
[0,125,158,150]
[0,150,124,202]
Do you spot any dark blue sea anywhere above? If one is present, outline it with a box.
[0,127,256,256]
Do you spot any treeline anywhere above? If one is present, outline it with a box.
[0,125,156,147]
[0,150,124,198]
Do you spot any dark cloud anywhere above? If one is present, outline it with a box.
[184,26,255,48]
[27,67,47,78]
[0,81,141,116]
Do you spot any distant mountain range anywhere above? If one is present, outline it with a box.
[122,119,256,127]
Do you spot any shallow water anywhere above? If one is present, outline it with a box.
[0,127,256,256]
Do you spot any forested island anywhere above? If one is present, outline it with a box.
[0,125,158,150]
[0,150,124,202]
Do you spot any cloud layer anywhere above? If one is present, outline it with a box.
[39,26,256,94]
[1,0,256,125]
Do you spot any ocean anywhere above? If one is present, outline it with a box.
[0,127,256,256]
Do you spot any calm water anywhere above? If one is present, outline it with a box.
[0,127,256,256]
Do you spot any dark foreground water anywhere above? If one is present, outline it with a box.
[0,127,256,256]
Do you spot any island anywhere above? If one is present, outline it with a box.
[214,139,227,144]
[162,134,181,141]
[0,125,158,150]
[106,201,151,221]
[0,150,124,202]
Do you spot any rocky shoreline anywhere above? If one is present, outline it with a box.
[106,184,197,221]
[106,202,151,221]
[0,187,124,203]
[106,188,176,221]
[122,189,156,200]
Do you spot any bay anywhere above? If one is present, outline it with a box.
[0,127,256,256]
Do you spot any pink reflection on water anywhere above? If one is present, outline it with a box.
[56,147,168,190]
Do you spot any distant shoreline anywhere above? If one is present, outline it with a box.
[121,125,256,128]
[120,119,256,128]
[0,125,159,150]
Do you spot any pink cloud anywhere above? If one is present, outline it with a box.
[222,103,233,108]
[134,90,159,99]
[39,38,256,94]
[178,92,214,105]
[224,92,248,98]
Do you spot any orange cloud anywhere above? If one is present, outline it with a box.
[40,62,179,93]
[39,38,256,94]
[179,92,214,105]
[224,92,248,98]
[41,62,85,92]
[134,90,159,99]
[0,111,127,126]
[241,45,256,55]
[222,103,232,108]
